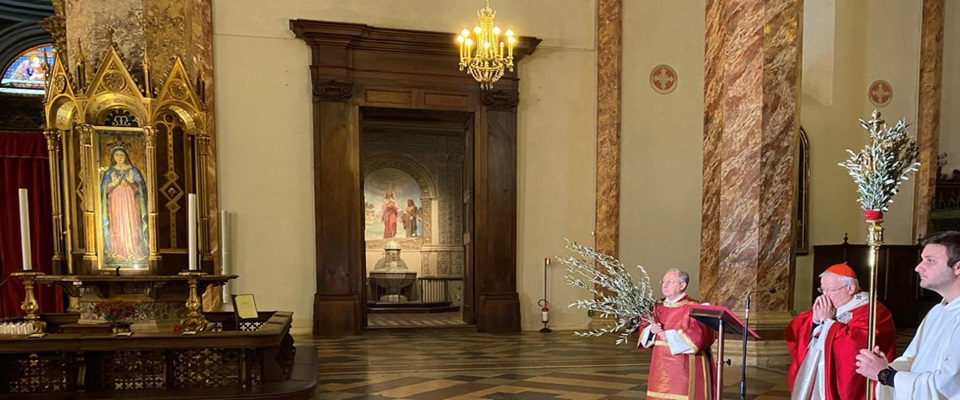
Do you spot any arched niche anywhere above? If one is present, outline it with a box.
[363,156,438,246]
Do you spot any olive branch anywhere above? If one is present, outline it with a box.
[838,110,921,211]
[557,239,657,345]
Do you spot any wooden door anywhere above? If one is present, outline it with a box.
[462,121,475,324]
[292,20,540,335]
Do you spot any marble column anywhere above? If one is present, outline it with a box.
[595,0,621,257]
[912,0,944,239]
[591,0,622,329]
[700,0,802,333]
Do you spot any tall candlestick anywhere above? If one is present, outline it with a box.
[188,194,197,271]
[19,189,32,271]
[220,209,231,303]
[220,209,229,275]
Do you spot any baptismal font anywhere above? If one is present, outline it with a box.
[369,241,418,302]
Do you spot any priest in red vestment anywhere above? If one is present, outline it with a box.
[786,263,897,400]
[638,268,715,400]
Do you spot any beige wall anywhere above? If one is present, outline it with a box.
[796,0,922,309]
[213,0,933,333]
[212,0,598,333]
[863,0,921,247]
[942,0,960,172]
[516,43,598,331]
[620,0,706,299]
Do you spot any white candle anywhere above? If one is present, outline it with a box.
[19,189,32,271]
[188,194,197,271]
[220,209,229,275]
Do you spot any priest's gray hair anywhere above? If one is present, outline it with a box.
[666,268,689,284]
[819,271,860,289]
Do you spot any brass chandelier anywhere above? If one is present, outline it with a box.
[457,0,516,90]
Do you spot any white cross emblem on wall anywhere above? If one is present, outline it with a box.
[654,68,674,89]
[869,80,892,106]
[650,64,678,94]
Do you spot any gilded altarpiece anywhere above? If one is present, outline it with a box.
[42,46,215,277]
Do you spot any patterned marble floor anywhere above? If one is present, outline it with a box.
[367,312,467,328]
[297,330,791,400]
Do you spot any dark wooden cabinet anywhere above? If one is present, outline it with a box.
[813,242,939,328]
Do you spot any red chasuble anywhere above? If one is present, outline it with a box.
[638,295,715,400]
[785,299,897,400]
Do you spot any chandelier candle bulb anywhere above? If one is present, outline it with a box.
[18,189,32,271]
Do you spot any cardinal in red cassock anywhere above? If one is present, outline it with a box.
[786,263,897,400]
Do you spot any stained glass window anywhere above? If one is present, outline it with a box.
[1,45,56,95]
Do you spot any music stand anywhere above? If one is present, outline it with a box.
[689,305,761,400]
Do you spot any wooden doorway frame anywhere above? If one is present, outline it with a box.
[291,20,540,336]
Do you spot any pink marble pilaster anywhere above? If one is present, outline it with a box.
[700,0,802,314]
[596,0,622,257]
[700,0,725,299]
[913,0,944,239]
[190,0,220,263]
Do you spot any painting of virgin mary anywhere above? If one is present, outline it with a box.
[99,146,149,263]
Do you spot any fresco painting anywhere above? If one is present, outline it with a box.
[364,168,423,242]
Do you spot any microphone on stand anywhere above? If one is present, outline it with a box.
[740,288,776,400]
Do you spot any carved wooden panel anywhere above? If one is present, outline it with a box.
[89,350,166,390]
[424,92,470,109]
[365,89,413,106]
[1,352,78,393]
[172,348,243,389]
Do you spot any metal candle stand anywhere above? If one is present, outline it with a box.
[865,216,884,400]
[179,271,208,333]
[12,271,47,334]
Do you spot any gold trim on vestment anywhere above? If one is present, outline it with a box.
[677,330,699,353]
[661,299,698,308]
[647,391,690,400]
[700,350,711,400]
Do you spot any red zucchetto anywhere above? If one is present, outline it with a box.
[824,263,857,279]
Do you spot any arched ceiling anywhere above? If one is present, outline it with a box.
[0,0,53,70]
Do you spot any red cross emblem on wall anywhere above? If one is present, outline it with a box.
[650,64,678,94]
[868,80,893,107]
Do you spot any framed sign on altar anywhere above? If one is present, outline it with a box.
[93,127,153,271]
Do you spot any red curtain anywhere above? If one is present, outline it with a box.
[0,131,63,318]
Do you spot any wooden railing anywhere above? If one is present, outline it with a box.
[418,276,462,303]
[0,311,316,399]
[366,276,462,304]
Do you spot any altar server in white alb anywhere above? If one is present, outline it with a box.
[855,231,960,399]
